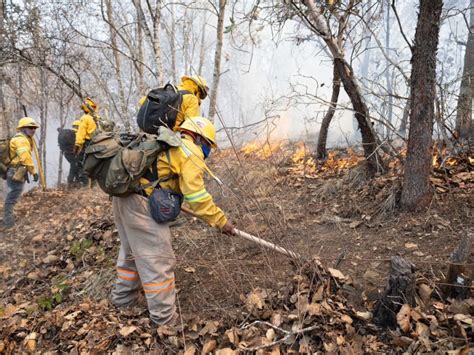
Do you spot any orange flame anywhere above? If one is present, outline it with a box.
[291,142,306,163]
[240,140,284,160]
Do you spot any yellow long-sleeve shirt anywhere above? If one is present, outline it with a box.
[140,136,227,228]
[9,133,37,175]
[75,113,97,146]
[175,81,201,128]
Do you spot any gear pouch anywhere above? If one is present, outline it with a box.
[149,188,183,223]
[12,166,27,183]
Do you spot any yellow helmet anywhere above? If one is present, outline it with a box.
[181,75,209,99]
[138,95,147,107]
[72,120,81,127]
[178,117,217,148]
[17,117,40,130]
[81,97,98,113]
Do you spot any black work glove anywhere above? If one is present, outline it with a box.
[33,173,39,182]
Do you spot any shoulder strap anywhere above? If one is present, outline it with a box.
[138,149,178,192]
[179,90,192,96]
[151,156,158,181]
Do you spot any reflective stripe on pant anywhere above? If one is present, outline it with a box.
[111,193,176,325]
[3,168,25,227]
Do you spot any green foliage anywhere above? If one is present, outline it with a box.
[36,278,71,311]
[37,296,54,311]
[224,17,236,33]
[70,238,93,258]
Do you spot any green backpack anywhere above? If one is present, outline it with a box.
[83,126,181,196]
[0,138,11,180]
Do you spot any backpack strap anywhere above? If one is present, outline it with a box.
[138,150,178,193]
[179,90,192,96]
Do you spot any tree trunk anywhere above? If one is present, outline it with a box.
[0,78,6,199]
[356,0,372,134]
[208,0,227,121]
[135,7,145,94]
[182,10,191,75]
[105,0,128,128]
[133,0,163,84]
[400,0,443,211]
[170,3,177,83]
[39,67,48,181]
[0,3,6,198]
[334,58,383,173]
[152,0,163,84]
[198,15,207,76]
[399,100,409,137]
[57,90,66,187]
[16,62,24,119]
[316,65,340,159]
[384,1,393,138]
[455,0,474,137]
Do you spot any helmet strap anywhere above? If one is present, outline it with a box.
[182,131,212,152]
[181,130,197,142]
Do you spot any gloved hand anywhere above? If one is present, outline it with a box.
[221,221,235,236]
[74,145,82,155]
[33,173,39,182]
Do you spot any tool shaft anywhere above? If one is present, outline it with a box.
[181,206,300,259]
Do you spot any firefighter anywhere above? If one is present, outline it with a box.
[138,75,209,130]
[111,116,234,326]
[59,120,88,188]
[2,117,40,228]
[74,97,99,155]
[175,75,209,127]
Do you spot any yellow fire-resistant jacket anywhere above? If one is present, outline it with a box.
[75,113,97,147]
[9,133,37,175]
[175,80,201,128]
[139,136,227,228]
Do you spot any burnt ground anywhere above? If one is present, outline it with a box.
[0,143,472,353]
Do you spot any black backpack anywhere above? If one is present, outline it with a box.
[137,83,190,134]
[58,128,76,153]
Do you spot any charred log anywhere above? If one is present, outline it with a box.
[443,234,472,299]
[374,256,416,328]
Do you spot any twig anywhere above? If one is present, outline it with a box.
[239,320,321,352]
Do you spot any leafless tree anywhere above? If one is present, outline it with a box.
[288,0,385,174]
[208,0,227,121]
[133,0,164,84]
[455,0,474,137]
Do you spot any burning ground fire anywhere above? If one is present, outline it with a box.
[240,140,285,160]
[239,140,365,176]
[237,140,473,180]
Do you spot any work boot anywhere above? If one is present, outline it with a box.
[3,221,14,229]
[3,214,14,229]
[152,312,180,329]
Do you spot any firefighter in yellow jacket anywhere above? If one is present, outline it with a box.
[74,97,99,155]
[138,75,209,130]
[175,75,208,127]
[111,116,234,325]
[2,117,40,228]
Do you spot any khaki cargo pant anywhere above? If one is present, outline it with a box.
[111,193,176,325]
